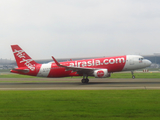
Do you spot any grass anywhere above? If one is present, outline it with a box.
[110,72,160,78]
[0,73,38,78]
[0,72,159,78]
[0,90,160,120]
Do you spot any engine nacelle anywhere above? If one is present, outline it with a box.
[93,69,111,78]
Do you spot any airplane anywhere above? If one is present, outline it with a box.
[10,45,152,83]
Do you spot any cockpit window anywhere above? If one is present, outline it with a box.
[139,58,143,60]
[139,58,144,63]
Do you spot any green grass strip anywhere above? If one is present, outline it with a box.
[0,90,160,120]
[110,72,160,78]
[0,74,38,78]
[0,72,160,78]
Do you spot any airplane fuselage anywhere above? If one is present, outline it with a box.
[10,45,152,83]
[11,55,151,77]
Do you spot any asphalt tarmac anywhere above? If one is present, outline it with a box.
[0,78,160,90]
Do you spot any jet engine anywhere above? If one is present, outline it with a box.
[93,69,111,78]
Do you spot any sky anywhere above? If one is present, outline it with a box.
[0,0,160,60]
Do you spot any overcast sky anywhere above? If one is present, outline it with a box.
[0,0,160,60]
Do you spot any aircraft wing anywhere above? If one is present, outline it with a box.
[52,56,97,75]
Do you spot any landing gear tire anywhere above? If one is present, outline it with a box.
[81,79,89,83]
[81,79,86,83]
[86,79,89,83]
[132,75,135,79]
[82,74,89,83]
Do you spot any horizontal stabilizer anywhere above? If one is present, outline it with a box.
[11,68,29,73]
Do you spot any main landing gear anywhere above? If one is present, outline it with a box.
[81,74,89,83]
[131,71,135,79]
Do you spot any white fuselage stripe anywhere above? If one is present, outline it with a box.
[37,64,51,77]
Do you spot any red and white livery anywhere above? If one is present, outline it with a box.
[10,45,151,83]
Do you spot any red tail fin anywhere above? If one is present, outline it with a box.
[11,45,38,71]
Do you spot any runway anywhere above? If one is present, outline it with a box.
[0,78,160,90]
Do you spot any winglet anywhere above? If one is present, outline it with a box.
[52,56,61,66]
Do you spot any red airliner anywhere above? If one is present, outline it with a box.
[11,45,151,83]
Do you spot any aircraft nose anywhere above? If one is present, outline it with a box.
[147,60,152,66]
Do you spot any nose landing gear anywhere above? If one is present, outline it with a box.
[131,71,135,79]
